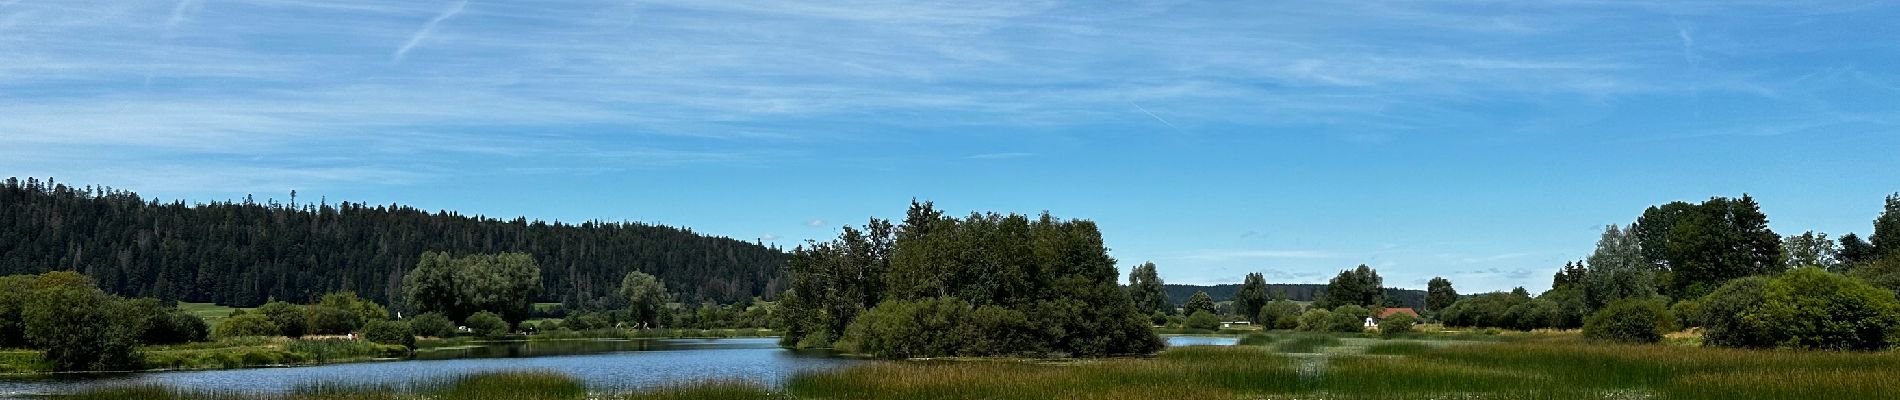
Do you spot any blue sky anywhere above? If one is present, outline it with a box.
[3,1,1897,293]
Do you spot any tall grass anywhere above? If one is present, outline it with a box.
[785,346,1303,400]
[1234,333,1274,346]
[1270,333,1343,353]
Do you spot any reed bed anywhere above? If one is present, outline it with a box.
[1235,333,1276,346]
[1271,333,1345,353]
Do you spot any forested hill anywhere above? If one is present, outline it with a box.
[0,177,787,308]
[1163,283,1427,309]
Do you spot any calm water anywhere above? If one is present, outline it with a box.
[0,336,1231,397]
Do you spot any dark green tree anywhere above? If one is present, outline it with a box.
[1873,194,1900,257]
[464,311,510,337]
[22,273,142,371]
[408,312,455,338]
[619,271,670,328]
[1647,195,1784,298]
[1183,291,1217,316]
[255,301,308,338]
[1425,277,1457,314]
[1316,265,1383,309]
[1126,262,1169,316]
[1841,233,1876,266]
[403,252,541,324]
[1257,299,1302,330]
[1234,272,1270,323]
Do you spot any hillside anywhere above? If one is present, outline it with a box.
[1163,283,1427,309]
[0,177,786,308]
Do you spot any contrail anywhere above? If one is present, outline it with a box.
[1131,101,1178,130]
[394,0,469,62]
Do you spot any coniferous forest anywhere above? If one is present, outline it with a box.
[0,177,786,308]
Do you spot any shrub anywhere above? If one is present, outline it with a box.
[1380,313,1417,338]
[1699,276,1773,348]
[1325,305,1369,333]
[1185,311,1222,330]
[1257,300,1302,330]
[255,301,308,338]
[214,313,281,339]
[409,312,456,338]
[1758,268,1898,350]
[535,320,563,334]
[1671,299,1704,328]
[1297,309,1334,331]
[144,310,210,345]
[363,320,415,349]
[25,280,143,371]
[1582,298,1674,344]
[840,297,970,358]
[305,305,357,335]
[464,311,510,337]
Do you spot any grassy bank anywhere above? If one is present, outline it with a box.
[59,331,1900,399]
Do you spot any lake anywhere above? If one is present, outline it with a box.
[0,336,1232,397]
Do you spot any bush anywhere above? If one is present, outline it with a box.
[363,320,415,349]
[409,312,456,338]
[1582,298,1674,344]
[25,281,143,371]
[1324,305,1368,333]
[464,311,511,337]
[840,297,970,358]
[1257,300,1302,330]
[1185,311,1222,330]
[1703,268,1900,350]
[305,305,356,335]
[1380,313,1417,338]
[1297,309,1334,331]
[535,320,563,334]
[214,313,281,339]
[144,310,210,345]
[1671,299,1704,328]
[255,301,308,338]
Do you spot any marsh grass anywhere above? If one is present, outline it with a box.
[1361,340,1431,356]
[785,346,1302,400]
[1271,333,1344,353]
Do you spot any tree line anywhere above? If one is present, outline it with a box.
[1437,193,1900,349]
[777,201,1163,358]
[0,177,786,308]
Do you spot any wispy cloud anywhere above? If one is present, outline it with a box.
[805,219,827,227]
[393,0,467,62]
[967,152,1035,159]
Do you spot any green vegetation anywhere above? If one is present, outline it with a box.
[1377,313,1416,338]
[1124,262,1169,318]
[1273,333,1345,353]
[0,179,783,308]
[1255,299,1302,330]
[1314,264,1384,309]
[1235,333,1274,346]
[778,201,1162,358]
[405,252,542,324]
[1581,298,1674,343]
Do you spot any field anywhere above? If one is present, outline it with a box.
[61,330,1900,399]
[176,302,251,329]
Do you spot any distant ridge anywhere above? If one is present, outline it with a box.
[0,177,787,308]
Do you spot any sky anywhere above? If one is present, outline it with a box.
[3,1,1898,293]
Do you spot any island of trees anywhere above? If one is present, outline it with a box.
[777,201,1163,358]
